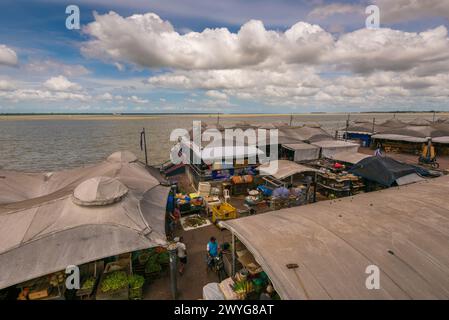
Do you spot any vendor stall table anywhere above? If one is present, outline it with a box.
[316,171,365,198]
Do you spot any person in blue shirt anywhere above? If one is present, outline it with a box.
[207,237,219,258]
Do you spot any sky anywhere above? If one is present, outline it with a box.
[0,0,448,113]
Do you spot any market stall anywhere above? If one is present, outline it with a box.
[280,143,320,162]
[0,151,170,297]
[258,160,318,207]
[203,237,279,301]
[308,158,365,198]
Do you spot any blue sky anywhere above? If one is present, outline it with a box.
[0,0,448,113]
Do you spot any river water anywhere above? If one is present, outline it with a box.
[0,113,439,172]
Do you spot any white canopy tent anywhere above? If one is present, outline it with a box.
[312,140,360,158]
[0,151,170,290]
[329,151,370,165]
[259,160,318,180]
[281,143,320,162]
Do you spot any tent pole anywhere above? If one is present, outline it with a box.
[345,114,350,141]
[168,243,178,299]
[141,128,148,166]
[232,233,236,276]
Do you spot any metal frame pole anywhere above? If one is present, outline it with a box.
[143,128,148,166]
[232,233,236,277]
[168,244,178,300]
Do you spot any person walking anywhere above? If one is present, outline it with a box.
[175,236,187,275]
[374,143,383,157]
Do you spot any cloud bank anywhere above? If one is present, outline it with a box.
[78,11,449,109]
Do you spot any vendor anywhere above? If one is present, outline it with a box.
[169,205,181,236]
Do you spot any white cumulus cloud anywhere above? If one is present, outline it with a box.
[43,75,82,91]
[0,45,18,66]
[81,11,333,69]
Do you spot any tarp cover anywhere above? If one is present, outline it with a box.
[312,140,359,158]
[395,173,425,186]
[329,151,370,164]
[259,160,317,180]
[372,122,449,143]
[221,175,449,299]
[281,143,320,162]
[349,156,425,186]
[344,121,380,134]
[0,151,170,289]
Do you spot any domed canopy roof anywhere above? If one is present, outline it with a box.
[304,122,321,128]
[107,151,138,163]
[408,118,431,126]
[72,176,128,206]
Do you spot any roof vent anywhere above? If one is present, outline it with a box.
[72,176,128,206]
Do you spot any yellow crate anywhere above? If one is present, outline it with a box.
[211,202,237,223]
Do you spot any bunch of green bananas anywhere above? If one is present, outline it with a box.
[233,280,254,295]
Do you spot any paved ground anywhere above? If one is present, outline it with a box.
[143,224,232,300]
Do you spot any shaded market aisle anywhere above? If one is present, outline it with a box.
[144,224,231,300]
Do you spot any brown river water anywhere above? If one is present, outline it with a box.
[0,113,441,172]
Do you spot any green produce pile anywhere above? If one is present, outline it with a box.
[145,254,162,274]
[81,277,96,290]
[157,251,170,265]
[128,275,145,289]
[183,215,207,228]
[144,250,170,274]
[101,271,128,293]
